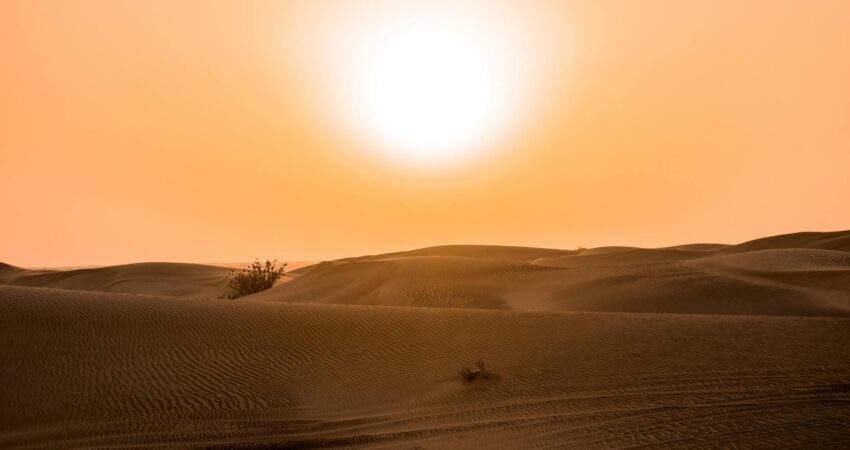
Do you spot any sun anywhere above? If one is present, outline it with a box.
[337,9,521,167]
[291,2,549,168]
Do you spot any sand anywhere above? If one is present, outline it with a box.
[1,230,849,448]
[3,262,233,298]
[249,231,850,316]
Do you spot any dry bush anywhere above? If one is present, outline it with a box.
[460,360,497,382]
[220,259,286,300]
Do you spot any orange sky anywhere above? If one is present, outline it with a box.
[2,0,850,267]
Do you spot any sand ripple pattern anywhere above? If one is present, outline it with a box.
[2,285,849,448]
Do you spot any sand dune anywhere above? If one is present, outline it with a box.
[0,263,27,283]
[4,231,848,316]
[720,229,850,254]
[1,285,849,448]
[246,230,850,316]
[2,231,849,447]
[3,262,232,298]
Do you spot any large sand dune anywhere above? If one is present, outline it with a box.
[2,262,232,298]
[4,231,848,316]
[246,230,850,316]
[1,230,849,448]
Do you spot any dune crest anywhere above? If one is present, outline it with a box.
[4,230,849,316]
[246,230,850,316]
[2,262,233,298]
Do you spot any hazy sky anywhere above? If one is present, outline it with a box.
[2,0,849,267]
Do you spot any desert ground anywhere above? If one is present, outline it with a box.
[2,230,850,448]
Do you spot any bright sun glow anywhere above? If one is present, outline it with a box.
[292,2,551,168]
[339,10,521,166]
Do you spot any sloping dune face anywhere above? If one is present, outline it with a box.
[3,262,233,298]
[247,231,850,316]
[4,231,849,315]
[2,285,849,448]
[719,230,850,254]
[2,231,850,448]
[0,263,27,283]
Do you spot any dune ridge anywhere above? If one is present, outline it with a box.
[4,230,848,316]
[0,263,27,283]
[2,262,233,298]
[245,230,850,316]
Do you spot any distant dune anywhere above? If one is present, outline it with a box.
[5,230,848,316]
[1,230,849,448]
[244,230,850,316]
[719,230,850,254]
[3,262,232,298]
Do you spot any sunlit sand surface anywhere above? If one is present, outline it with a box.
[2,230,850,448]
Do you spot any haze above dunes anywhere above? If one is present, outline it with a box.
[2,230,850,448]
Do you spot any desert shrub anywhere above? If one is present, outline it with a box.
[220,259,287,300]
[460,360,497,382]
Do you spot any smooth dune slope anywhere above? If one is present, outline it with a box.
[247,230,850,316]
[2,262,233,298]
[719,230,850,254]
[1,285,849,448]
[4,230,848,314]
[0,263,27,283]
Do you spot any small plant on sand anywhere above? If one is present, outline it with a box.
[460,360,497,382]
[219,259,286,300]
